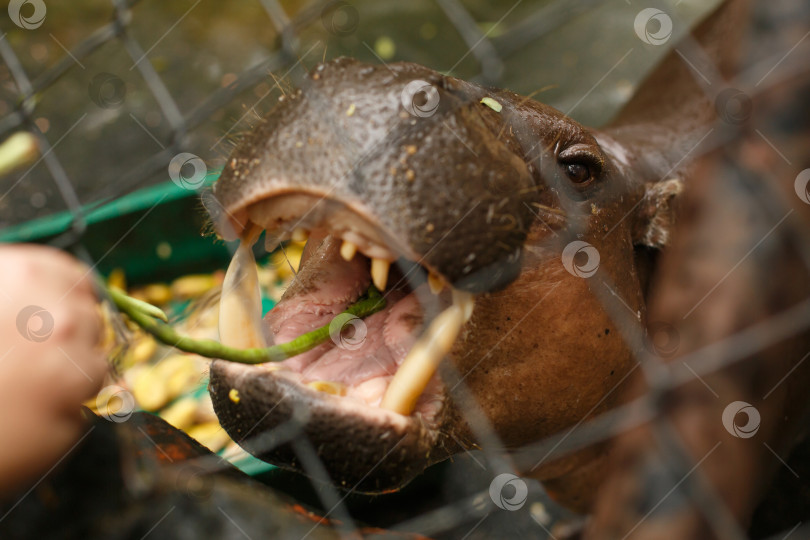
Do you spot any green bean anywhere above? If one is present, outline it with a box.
[106,283,385,364]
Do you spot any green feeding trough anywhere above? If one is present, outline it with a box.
[0,172,278,477]
[0,172,232,285]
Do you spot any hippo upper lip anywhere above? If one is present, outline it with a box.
[210,57,550,294]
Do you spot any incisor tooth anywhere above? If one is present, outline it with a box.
[292,227,308,243]
[427,272,444,294]
[306,380,348,396]
[371,258,391,291]
[219,226,268,349]
[380,303,466,415]
[340,240,358,261]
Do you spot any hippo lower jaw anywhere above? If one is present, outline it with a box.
[209,192,466,492]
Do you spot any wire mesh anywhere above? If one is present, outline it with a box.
[0,0,808,538]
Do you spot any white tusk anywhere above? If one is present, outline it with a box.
[380,292,474,415]
[219,226,268,349]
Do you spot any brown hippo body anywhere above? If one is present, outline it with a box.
[206,0,808,530]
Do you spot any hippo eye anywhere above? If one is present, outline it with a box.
[564,163,591,184]
[558,144,604,187]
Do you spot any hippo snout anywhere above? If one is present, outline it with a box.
[212,57,556,293]
[208,56,662,498]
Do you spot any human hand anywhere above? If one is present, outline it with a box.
[0,244,108,496]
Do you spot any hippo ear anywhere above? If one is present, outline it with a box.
[631,178,684,249]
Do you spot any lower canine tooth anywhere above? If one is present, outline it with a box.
[340,240,358,261]
[306,380,347,396]
[427,272,444,294]
[371,258,391,291]
[219,225,268,349]
[380,301,467,415]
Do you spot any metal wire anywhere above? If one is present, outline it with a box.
[0,0,808,538]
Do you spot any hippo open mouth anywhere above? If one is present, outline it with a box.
[207,51,682,499]
[207,57,560,492]
[210,223,463,492]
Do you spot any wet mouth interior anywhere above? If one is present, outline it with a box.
[219,209,474,425]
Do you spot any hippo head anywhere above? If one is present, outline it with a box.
[207,57,680,503]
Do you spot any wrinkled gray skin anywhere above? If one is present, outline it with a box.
[208,1,745,512]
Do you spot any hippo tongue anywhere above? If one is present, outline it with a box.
[262,235,448,412]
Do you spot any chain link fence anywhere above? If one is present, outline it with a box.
[1,0,809,538]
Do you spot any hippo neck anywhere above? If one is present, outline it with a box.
[600,0,748,184]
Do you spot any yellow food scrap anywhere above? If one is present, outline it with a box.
[133,367,169,411]
[346,103,356,117]
[122,335,157,368]
[306,380,347,396]
[480,97,502,112]
[171,274,217,299]
[187,422,230,452]
[271,243,303,279]
[132,283,172,306]
[228,388,240,404]
[107,267,127,291]
[159,397,198,431]
[157,354,201,397]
